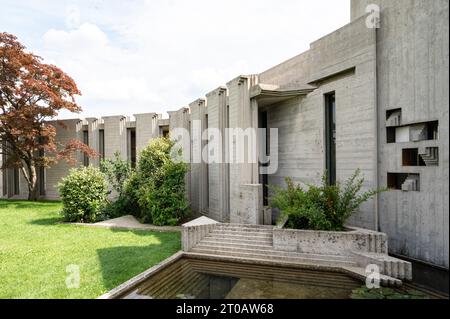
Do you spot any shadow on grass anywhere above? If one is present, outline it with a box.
[0,199,61,210]
[96,234,179,291]
[28,216,64,226]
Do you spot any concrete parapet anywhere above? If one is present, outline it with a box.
[273,226,388,256]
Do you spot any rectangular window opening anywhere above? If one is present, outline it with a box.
[325,92,336,185]
[83,130,89,166]
[402,148,426,167]
[99,129,105,160]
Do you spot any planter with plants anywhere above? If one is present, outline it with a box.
[270,170,388,256]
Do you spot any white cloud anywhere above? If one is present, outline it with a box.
[29,0,350,118]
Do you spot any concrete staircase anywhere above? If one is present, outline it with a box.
[185,222,411,287]
[190,224,358,268]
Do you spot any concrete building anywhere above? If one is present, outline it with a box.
[1,0,448,275]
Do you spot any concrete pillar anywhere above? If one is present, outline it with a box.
[86,118,100,167]
[227,75,263,224]
[205,87,229,222]
[102,116,128,160]
[189,99,208,215]
[168,107,191,202]
[134,113,160,156]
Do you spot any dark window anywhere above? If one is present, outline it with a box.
[259,111,269,206]
[83,130,89,166]
[387,173,420,191]
[128,128,136,168]
[325,93,336,185]
[402,148,426,166]
[99,129,105,160]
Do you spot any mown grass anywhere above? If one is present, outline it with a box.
[0,200,180,299]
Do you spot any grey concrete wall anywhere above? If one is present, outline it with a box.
[375,0,448,268]
[350,0,449,268]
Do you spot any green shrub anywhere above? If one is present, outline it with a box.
[100,151,133,197]
[270,169,385,231]
[127,137,190,225]
[100,151,138,219]
[58,166,109,223]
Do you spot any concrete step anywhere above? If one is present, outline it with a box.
[199,240,274,251]
[207,232,273,242]
[202,236,273,246]
[217,223,274,230]
[190,247,358,267]
[214,225,274,234]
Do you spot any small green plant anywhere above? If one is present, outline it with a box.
[270,169,385,231]
[351,286,429,299]
[58,166,109,223]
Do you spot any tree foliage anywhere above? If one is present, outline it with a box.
[0,32,95,200]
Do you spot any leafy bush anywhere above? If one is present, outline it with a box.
[100,151,138,219]
[100,151,133,197]
[126,137,190,225]
[270,169,384,231]
[58,166,109,223]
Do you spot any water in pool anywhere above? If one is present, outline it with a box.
[119,258,362,299]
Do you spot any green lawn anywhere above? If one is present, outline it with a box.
[0,200,181,299]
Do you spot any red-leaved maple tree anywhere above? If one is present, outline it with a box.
[0,32,96,200]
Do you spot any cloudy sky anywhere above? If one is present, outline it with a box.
[1,0,350,119]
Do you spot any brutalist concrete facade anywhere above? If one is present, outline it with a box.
[1,0,448,269]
